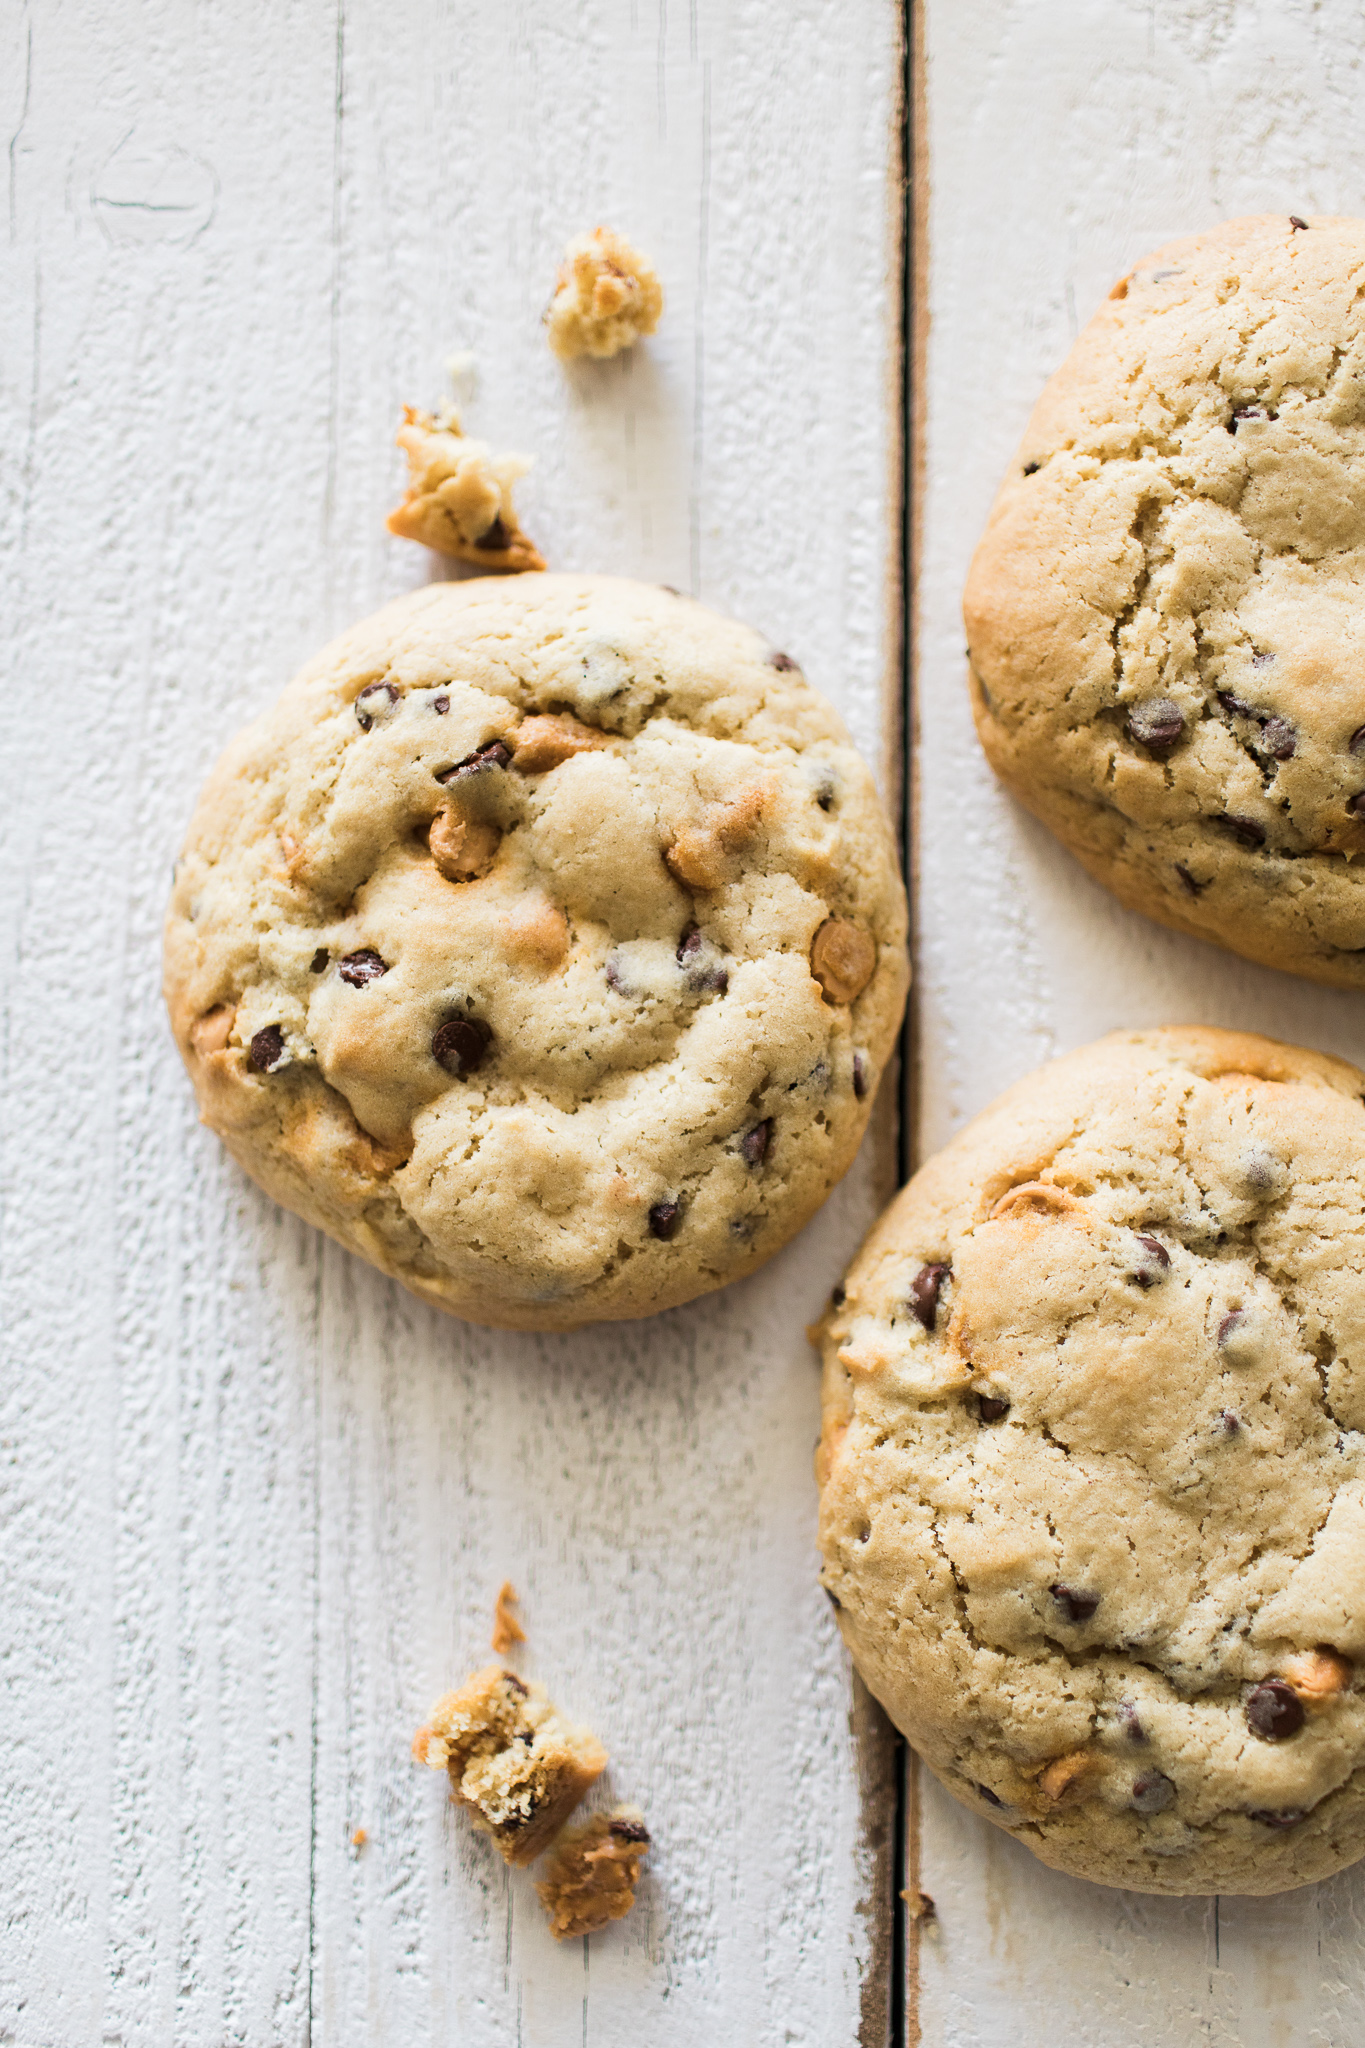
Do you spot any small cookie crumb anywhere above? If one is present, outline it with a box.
[535,1805,652,1939]
[387,406,545,572]
[545,227,663,362]
[413,1666,605,1866]
[350,1827,368,1851]
[491,1580,526,1654]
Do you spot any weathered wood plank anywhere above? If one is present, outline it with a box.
[0,4,904,2044]
[912,2,1365,2039]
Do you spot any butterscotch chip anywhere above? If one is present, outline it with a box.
[534,1806,651,1939]
[430,808,501,883]
[387,406,545,572]
[816,1024,1365,1896]
[512,713,607,774]
[501,897,569,969]
[413,1665,606,1866]
[664,787,769,891]
[546,227,663,362]
[191,1005,234,1056]
[810,918,876,1004]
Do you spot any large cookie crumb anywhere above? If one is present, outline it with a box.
[546,227,663,362]
[387,406,545,571]
[535,1805,651,1938]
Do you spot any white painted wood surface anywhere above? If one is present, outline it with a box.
[0,6,903,2046]
[913,3,1365,2043]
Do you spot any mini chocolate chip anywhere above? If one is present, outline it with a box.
[976,1783,1006,1809]
[1131,1771,1175,1816]
[1248,1807,1306,1828]
[1350,725,1365,755]
[676,925,728,992]
[248,1024,288,1073]
[1218,813,1267,848]
[1127,698,1184,753]
[1348,793,1365,818]
[1117,1702,1146,1744]
[677,926,704,966]
[1289,215,1309,231]
[516,1728,535,1746]
[909,1261,950,1332]
[659,584,681,596]
[1261,715,1296,760]
[824,1586,842,1611]
[852,1051,869,1099]
[355,680,399,730]
[1218,688,1254,717]
[1174,862,1205,897]
[433,692,450,714]
[1217,1309,1245,1348]
[1022,460,1040,475]
[976,1395,1010,1424]
[1219,1409,1242,1436]
[431,1016,492,1077]
[436,739,512,783]
[768,650,799,671]
[503,1673,529,1696]
[1251,650,1275,669]
[1132,1234,1170,1286]
[309,948,329,973]
[649,1198,682,1241]
[1246,1679,1305,1740]
[740,1119,772,1167]
[831,1284,846,1307]
[608,1819,651,1843]
[1050,1584,1100,1624]
[338,947,388,987]
[604,954,630,995]
[479,515,510,551]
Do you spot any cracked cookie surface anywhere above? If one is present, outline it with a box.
[165,573,907,1331]
[965,215,1365,988]
[816,1026,1365,1894]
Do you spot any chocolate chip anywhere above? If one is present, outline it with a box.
[676,926,729,993]
[431,1016,492,1076]
[338,948,388,987]
[831,1284,846,1307]
[976,1395,1010,1424]
[435,739,512,783]
[479,515,510,551]
[1218,813,1267,848]
[1132,1234,1170,1286]
[1248,1807,1306,1828]
[1246,1679,1305,1740]
[976,1783,1006,1809]
[740,1119,772,1167]
[824,1586,842,1611]
[1217,1309,1245,1348]
[248,1024,288,1073]
[1348,793,1365,818]
[604,954,630,995]
[768,651,798,671]
[909,1261,950,1332]
[309,948,329,973]
[1050,1584,1100,1624]
[1251,650,1275,669]
[433,692,450,715]
[1350,725,1365,755]
[1289,215,1309,231]
[1174,862,1205,897]
[852,1051,869,1099]
[659,584,681,596]
[503,1673,529,1697]
[1218,688,1254,717]
[1131,1771,1175,1816]
[608,1818,651,1843]
[1023,460,1040,476]
[1127,698,1184,753]
[649,1198,682,1241]
[1261,716,1296,760]
[1218,1409,1242,1436]
[355,681,399,731]
[1117,1701,1146,1744]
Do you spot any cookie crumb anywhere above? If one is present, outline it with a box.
[535,1806,651,1939]
[546,227,663,362]
[491,1581,526,1655]
[413,1666,606,1866]
[387,406,545,572]
[350,1827,368,1851]
[901,1887,936,1923]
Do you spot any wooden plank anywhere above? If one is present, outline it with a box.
[910,2,1365,2040]
[0,4,905,2044]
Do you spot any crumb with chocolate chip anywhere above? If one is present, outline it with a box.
[546,227,663,362]
[966,215,1365,988]
[388,406,545,571]
[817,1025,1365,1895]
[412,1665,606,1865]
[535,1805,652,1939]
[164,574,907,1331]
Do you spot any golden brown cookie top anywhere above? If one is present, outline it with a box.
[818,1026,1365,1895]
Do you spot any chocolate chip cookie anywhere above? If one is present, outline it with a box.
[165,574,907,1330]
[816,1026,1365,1894]
[965,215,1365,988]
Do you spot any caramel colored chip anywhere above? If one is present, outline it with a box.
[1038,1749,1098,1805]
[664,786,768,890]
[1283,1646,1353,1708]
[430,809,502,883]
[512,713,607,774]
[191,1005,235,1057]
[990,1182,1088,1223]
[502,897,569,969]
[810,918,876,1004]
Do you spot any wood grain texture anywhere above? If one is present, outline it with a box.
[0,4,904,2044]
[912,2,1365,2040]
